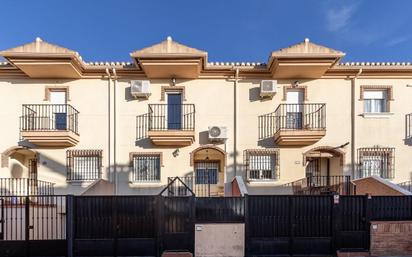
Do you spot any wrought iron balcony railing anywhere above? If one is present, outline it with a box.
[0,178,55,196]
[20,104,79,134]
[136,104,195,140]
[259,103,326,139]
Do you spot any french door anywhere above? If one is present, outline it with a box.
[167,93,182,129]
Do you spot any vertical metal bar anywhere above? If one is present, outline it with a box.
[25,196,30,257]
[66,195,74,257]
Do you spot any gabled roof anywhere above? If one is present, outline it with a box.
[0,37,78,57]
[271,38,345,58]
[131,36,207,58]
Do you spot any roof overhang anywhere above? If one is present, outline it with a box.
[134,57,204,79]
[131,37,207,79]
[269,55,343,79]
[2,53,83,79]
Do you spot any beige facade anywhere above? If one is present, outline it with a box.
[0,36,411,196]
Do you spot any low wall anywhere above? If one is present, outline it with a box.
[195,223,244,257]
[370,220,412,256]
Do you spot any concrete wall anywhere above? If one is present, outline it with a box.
[195,223,244,257]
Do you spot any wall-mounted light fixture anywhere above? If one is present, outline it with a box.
[171,77,176,86]
[172,148,179,157]
[293,80,300,87]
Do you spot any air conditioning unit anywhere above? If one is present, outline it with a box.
[130,80,151,98]
[208,126,228,142]
[260,80,277,97]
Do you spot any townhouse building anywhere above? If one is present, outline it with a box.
[0,36,411,196]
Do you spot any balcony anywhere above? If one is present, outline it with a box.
[0,178,55,196]
[137,104,195,146]
[20,104,79,147]
[261,103,326,146]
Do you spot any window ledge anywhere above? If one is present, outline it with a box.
[361,112,394,118]
[67,180,96,185]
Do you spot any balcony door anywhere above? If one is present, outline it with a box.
[286,89,303,129]
[50,90,67,130]
[167,93,182,129]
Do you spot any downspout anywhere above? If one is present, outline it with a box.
[351,68,362,179]
[105,68,111,187]
[112,68,118,195]
[233,68,239,177]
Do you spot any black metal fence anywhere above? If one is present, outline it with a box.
[0,178,55,196]
[20,104,79,134]
[0,195,411,257]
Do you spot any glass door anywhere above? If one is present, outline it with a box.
[167,93,182,129]
[50,91,67,130]
[286,90,303,129]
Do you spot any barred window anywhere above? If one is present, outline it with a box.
[67,150,102,181]
[195,162,219,184]
[131,153,161,182]
[244,149,279,180]
[358,147,395,179]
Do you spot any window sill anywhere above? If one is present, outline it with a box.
[361,112,393,118]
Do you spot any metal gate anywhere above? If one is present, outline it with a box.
[159,196,194,254]
[246,195,333,256]
[0,195,66,257]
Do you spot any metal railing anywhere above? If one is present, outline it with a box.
[165,175,221,197]
[20,104,79,134]
[287,175,352,195]
[148,104,195,131]
[0,178,55,196]
[274,103,326,133]
[398,181,412,193]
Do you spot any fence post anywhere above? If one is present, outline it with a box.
[66,195,74,257]
[25,196,30,257]
[288,196,295,256]
[244,194,249,257]
[112,196,118,257]
[331,194,341,254]
[156,195,164,257]
[365,194,372,251]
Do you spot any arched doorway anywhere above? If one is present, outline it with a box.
[1,146,38,195]
[190,145,226,197]
[303,146,346,186]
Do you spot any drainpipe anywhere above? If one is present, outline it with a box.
[105,68,112,187]
[351,69,362,179]
[233,68,239,177]
[112,68,118,195]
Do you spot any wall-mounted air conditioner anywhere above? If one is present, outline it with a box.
[130,80,151,99]
[260,80,277,98]
[208,126,228,142]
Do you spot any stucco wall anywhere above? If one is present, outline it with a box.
[0,76,412,195]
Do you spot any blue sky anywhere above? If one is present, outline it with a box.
[1,0,411,63]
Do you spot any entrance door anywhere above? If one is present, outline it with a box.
[28,158,38,195]
[167,93,182,129]
[50,91,67,130]
[194,162,219,197]
[286,89,303,129]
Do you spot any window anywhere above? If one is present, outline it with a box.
[131,153,161,182]
[245,149,279,180]
[67,150,102,181]
[358,147,395,179]
[363,90,387,113]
